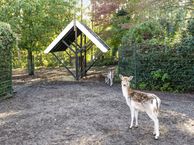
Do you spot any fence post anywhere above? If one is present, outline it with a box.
[132,43,137,88]
[118,47,121,75]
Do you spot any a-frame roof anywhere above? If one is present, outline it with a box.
[44,20,110,54]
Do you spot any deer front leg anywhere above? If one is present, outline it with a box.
[110,78,113,86]
[129,107,135,129]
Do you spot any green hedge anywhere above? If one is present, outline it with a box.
[119,20,194,92]
[0,22,15,97]
[119,42,194,92]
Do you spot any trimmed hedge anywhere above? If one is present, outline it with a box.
[0,22,15,97]
[119,42,194,92]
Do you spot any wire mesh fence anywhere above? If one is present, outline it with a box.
[118,43,194,92]
[0,22,15,98]
[0,41,13,98]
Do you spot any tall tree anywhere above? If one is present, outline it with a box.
[0,0,77,75]
[90,0,126,31]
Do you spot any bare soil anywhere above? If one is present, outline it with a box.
[0,68,194,145]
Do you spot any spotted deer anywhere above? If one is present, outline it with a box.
[105,69,114,86]
[119,74,161,139]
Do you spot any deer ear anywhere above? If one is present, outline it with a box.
[128,76,133,81]
[119,74,123,80]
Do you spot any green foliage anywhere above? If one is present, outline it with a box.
[122,21,163,44]
[0,0,76,71]
[0,22,15,49]
[94,57,117,66]
[119,44,194,92]
[0,22,15,97]
[116,9,128,17]
[176,36,194,55]
[117,0,194,92]
[109,8,131,58]
[119,18,194,92]
[188,19,194,36]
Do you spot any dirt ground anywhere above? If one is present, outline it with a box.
[0,68,194,145]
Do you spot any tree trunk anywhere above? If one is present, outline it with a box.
[27,48,34,75]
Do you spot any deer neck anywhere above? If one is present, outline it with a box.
[122,85,128,97]
[122,85,133,98]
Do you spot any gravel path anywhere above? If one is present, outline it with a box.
[0,68,194,145]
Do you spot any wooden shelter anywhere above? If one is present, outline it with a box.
[44,20,110,80]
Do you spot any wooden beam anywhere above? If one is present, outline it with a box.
[73,42,81,49]
[62,40,76,54]
[85,40,93,48]
[52,52,76,79]
[64,50,72,57]
[71,43,78,49]
[80,51,103,76]
[77,40,93,53]
[77,46,85,53]
[86,43,94,51]
[73,39,93,53]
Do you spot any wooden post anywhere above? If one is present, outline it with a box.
[80,32,83,78]
[80,1,83,77]
[27,48,34,75]
[84,34,87,76]
[74,18,79,80]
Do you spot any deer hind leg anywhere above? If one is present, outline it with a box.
[147,111,160,140]
[134,109,139,127]
[105,77,107,84]
[105,77,108,84]
[108,78,111,86]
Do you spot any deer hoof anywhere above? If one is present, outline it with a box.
[154,136,159,140]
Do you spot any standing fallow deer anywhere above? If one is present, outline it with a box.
[119,74,161,139]
[105,69,114,86]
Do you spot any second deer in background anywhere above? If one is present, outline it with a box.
[105,68,114,86]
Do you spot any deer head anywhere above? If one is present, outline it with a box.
[119,74,133,87]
